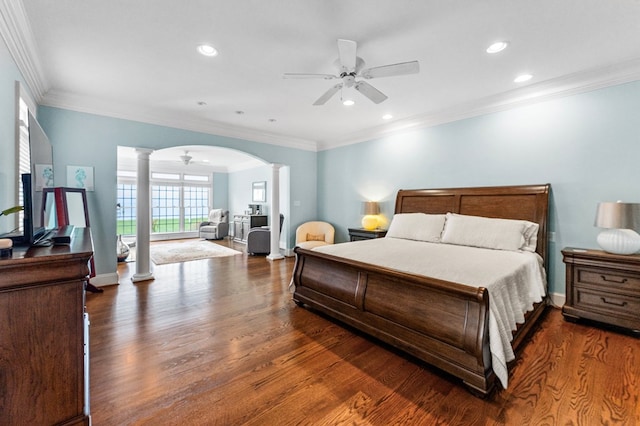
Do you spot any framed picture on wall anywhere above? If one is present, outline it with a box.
[67,165,95,191]
[34,164,54,191]
[252,181,266,202]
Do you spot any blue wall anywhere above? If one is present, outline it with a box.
[318,80,640,297]
[212,172,229,211]
[228,165,270,217]
[35,106,317,277]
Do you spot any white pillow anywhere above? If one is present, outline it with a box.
[209,209,223,222]
[441,213,539,252]
[521,221,540,252]
[386,213,446,242]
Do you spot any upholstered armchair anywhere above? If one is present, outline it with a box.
[246,214,284,255]
[295,221,335,249]
[199,209,229,240]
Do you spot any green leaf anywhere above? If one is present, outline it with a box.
[0,205,24,216]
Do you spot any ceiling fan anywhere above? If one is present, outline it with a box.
[284,39,419,105]
[180,151,193,165]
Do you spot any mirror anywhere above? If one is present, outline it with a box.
[252,181,266,202]
[66,191,88,227]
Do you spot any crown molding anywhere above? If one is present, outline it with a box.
[317,56,640,150]
[0,0,48,101]
[40,89,318,152]
[41,53,640,153]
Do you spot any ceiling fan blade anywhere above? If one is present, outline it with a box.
[337,39,357,72]
[313,83,343,106]
[354,81,388,104]
[360,61,420,79]
[283,73,338,80]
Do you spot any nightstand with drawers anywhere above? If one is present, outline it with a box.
[348,228,387,241]
[562,247,640,336]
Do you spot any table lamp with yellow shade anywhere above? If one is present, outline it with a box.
[361,201,380,230]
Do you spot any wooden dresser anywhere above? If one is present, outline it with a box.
[562,247,640,336]
[0,228,93,425]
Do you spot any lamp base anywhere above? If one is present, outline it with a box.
[597,229,640,255]
[361,215,378,231]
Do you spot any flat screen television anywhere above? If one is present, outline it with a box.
[20,173,36,244]
[7,113,54,246]
[28,112,55,245]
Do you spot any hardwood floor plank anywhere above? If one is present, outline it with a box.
[86,240,640,425]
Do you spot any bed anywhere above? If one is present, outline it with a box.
[291,184,550,396]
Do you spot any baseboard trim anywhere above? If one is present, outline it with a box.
[89,272,119,287]
[549,292,565,309]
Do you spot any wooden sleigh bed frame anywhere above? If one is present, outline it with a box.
[292,184,550,396]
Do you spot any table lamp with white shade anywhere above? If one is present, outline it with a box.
[594,201,640,255]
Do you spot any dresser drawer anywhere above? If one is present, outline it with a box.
[573,286,640,318]
[576,267,640,292]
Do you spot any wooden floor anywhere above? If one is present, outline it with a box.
[87,239,640,425]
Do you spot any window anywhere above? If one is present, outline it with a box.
[116,183,137,236]
[184,174,209,182]
[183,186,209,231]
[151,184,181,233]
[151,172,180,180]
[116,171,211,236]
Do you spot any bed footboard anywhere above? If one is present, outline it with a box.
[292,247,496,396]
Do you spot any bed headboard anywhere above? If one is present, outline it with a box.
[395,184,551,265]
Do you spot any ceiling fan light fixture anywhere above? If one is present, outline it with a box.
[382,114,393,120]
[486,41,508,54]
[343,99,355,106]
[197,44,218,57]
[284,38,418,106]
[180,151,193,165]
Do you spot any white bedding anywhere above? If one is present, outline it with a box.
[312,237,547,389]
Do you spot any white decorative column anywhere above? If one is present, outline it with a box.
[267,164,284,260]
[132,148,155,282]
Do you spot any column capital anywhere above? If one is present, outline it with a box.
[135,148,154,158]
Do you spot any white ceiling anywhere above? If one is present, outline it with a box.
[11,0,640,154]
[116,145,265,173]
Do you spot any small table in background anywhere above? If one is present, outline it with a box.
[348,228,387,242]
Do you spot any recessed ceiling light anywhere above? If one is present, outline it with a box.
[343,99,355,106]
[514,74,533,83]
[382,114,393,120]
[486,41,508,54]
[197,44,218,57]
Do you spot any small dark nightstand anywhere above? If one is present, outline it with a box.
[562,247,640,336]
[348,228,387,241]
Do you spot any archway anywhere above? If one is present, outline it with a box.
[116,145,290,281]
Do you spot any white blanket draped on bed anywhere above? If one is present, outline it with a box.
[312,237,547,389]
